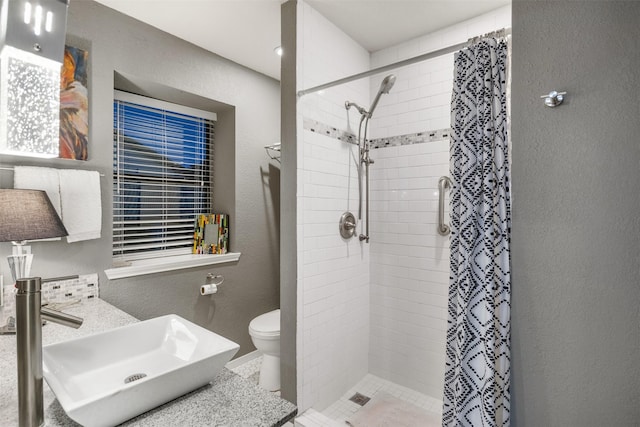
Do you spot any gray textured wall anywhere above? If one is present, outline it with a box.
[511,1,640,425]
[0,0,281,358]
[279,0,298,404]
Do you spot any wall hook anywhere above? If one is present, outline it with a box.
[541,90,566,107]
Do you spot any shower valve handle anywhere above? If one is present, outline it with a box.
[339,212,358,239]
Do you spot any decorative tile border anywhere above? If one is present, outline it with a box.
[302,117,450,149]
[369,128,451,149]
[303,118,357,145]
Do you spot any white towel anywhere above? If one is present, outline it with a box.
[14,166,63,242]
[13,166,62,216]
[58,169,102,243]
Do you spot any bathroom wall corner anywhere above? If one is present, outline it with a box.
[280,0,299,406]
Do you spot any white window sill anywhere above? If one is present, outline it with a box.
[104,252,241,280]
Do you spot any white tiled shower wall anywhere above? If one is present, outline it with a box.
[369,140,450,399]
[367,6,512,399]
[295,0,511,412]
[368,5,511,139]
[296,1,371,412]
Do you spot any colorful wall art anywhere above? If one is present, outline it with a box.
[59,45,89,160]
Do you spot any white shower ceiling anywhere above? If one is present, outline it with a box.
[93,0,510,80]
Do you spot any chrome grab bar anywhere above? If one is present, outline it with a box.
[437,176,452,236]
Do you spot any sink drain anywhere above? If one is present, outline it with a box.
[124,373,147,384]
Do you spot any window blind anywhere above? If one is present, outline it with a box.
[113,92,214,260]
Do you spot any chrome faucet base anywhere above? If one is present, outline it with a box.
[15,277,83,427]
[16,278,45,427]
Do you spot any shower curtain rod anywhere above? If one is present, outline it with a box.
[297,27,511,97]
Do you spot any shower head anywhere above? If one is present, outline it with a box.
[344,74,396,119]
[368,74,396,118]
[379,74,397,94]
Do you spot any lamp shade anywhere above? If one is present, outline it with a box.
[0,189,67,242]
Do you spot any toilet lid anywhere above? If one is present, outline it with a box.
[249,309,280,337]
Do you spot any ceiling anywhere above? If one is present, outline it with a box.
[93,0,510,80]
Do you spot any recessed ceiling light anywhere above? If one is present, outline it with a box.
[274,46,283,57]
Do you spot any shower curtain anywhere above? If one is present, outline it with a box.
[442,36,511,427]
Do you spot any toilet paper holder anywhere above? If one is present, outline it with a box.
[200,273,224,296]
[206,273,224,286]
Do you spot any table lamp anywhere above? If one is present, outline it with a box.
[0,189,68,282]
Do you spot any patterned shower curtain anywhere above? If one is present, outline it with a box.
[442,37,511,427]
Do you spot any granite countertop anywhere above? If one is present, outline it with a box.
[0,299,296,427]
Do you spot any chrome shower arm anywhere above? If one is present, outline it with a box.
[345,101,368,116]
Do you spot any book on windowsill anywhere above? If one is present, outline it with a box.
[193,214,229,255]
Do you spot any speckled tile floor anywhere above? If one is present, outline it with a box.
[229,355,293,426]
[230,355,262,382]
[229,355,280,397]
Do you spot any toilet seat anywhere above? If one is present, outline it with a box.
[249,309,280,338]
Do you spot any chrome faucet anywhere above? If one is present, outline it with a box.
[15,277,83,427]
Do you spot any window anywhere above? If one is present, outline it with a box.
[112,91,216,262]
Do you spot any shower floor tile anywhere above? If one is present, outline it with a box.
[321,373,443,424]
[231,356,441,426]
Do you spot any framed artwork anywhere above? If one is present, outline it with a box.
[193,214,229,255]
[59,45,89,160]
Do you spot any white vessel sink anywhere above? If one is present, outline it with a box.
[42,314,239,427]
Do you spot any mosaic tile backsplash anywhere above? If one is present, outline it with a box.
[1,273,99,324]
[41,273,100,304]
[303,117,450,149]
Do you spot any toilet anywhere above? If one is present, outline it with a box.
[248,309,280,391]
